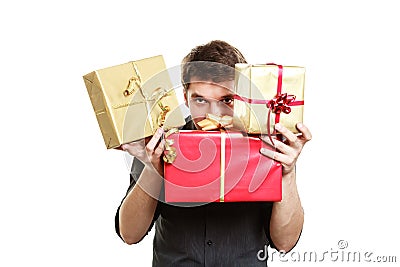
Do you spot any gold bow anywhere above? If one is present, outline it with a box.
[163,128,179,163]
[123,63,142,97]
[121,65,172,131]
[197,113,233,131]
[157,102,171,127]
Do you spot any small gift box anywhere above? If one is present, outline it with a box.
[233,63,305,134]
[83,55,186,149]
[164,130,282,203]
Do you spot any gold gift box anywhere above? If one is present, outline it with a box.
[233,63,305,134]
[83,55,186,149]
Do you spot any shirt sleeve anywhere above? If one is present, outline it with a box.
[263,202,277,250]
[114,157,161,242]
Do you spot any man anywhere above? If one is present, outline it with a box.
[116,40,312,266]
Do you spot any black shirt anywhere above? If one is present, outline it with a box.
[115,120,275,266]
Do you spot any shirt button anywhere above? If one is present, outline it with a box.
[207,240,213,246]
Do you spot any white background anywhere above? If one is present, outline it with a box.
[1,0,399,266]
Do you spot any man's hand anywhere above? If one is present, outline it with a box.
[259,122,311,252]
[121,128,165,175]
[260,123,312,176]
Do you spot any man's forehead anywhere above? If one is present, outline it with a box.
[187,83,235,99]
[188,79,234,90]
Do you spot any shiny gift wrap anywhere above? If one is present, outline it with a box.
[234,64,305,134]
[164,131,282,203]
[83,55,185,149]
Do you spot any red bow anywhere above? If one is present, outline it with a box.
[267,93,296,114]
[234,64,304,145]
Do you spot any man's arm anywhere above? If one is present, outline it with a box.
[269,169,303,252]
[118,166,162,244]
[260,123,312,252]
[118,128,165,244]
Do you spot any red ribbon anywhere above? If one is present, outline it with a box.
[234,64,304,145]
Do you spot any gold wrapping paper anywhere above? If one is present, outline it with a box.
[233,64,305,134]
[83,55,186,149]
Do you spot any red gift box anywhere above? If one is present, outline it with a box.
[164,130,282,202]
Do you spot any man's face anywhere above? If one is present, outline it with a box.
[184,79,235,129]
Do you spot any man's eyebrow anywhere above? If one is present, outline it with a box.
[221,94,235,98]
[190,93,203,98]
[218,94,235,100]
[190,93,235,100]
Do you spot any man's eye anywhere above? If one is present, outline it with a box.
[194,97,208,104]
[221,98,234,105]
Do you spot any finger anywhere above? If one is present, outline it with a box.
[274,123,297,143]
[259,134,278,148]
[153,139,165,157]
[260,147,294,167]
[121,139,145,153]
[124,144,145,157]
[260,136,295,156]
[260,147,290,164]
[296,123,312,143]
[146,128,164,151]
[259,147,276,160]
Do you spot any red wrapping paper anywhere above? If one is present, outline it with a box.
[164,130,282,202]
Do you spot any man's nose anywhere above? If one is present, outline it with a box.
[210,101,223,116]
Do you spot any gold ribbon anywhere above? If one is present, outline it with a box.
[152,87,173,130]
[163,128,179,163]
[157,102,171,127]
[197,113,233,131]
[163,129,227,202]
[123,63,141,97]
[120,63,173,131]
[220,131,226,202]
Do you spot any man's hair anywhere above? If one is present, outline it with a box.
[181,40,247,90]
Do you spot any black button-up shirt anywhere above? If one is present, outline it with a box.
[115,120,275,266]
